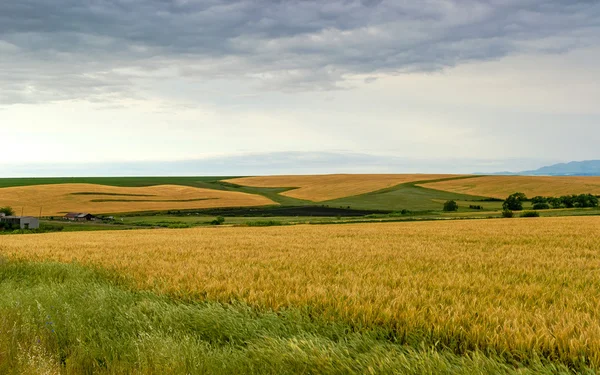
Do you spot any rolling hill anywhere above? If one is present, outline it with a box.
[419,175,600,199]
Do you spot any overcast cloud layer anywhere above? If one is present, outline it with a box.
[2,0,600,102]
[1,0,599,175]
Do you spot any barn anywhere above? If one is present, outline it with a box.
[64,213,96,221]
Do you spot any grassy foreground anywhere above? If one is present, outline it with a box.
[0,260,579,374]
[2,218,600,372]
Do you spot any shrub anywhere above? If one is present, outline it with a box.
[501,210,514,218]
[167,223,192,229]
[443,200,458,212]
[0,222,13,231]
[211,216,225,225]
[39,223,64,232]
[532,203,550,210]
[480,197,503,202]
[469,205,483,210]
[520,211,540,218]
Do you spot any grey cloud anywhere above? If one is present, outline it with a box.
[1,0,599,103]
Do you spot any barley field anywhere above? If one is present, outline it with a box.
[420,175,600,199]
[226,174,461,201]
[2,217,600,369]
[0,183,275,216]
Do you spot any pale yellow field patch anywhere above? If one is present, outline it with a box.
[226,174,462,201]
[419,175,600,199]
[1,217,600,366]
[0,183,275,216]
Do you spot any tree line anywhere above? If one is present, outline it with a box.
[503,193,599,211]
[442,193,599,214]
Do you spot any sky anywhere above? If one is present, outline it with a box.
[1,0,600,176]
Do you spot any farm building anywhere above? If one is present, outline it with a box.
[64,212,96,221]
[0,216,40,229]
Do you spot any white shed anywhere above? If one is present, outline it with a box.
[0,216,40,229]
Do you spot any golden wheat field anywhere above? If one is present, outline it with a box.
[226,174,461,201]
[2,217,600,366]
[0,183,275,216]
[420,175,600,199]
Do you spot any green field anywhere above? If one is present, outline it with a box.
[321,179,493,211]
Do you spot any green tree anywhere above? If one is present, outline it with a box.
[211,216,225,225]
[443,200,458,212]
[0,206,15,216]
[574,194,599,208]
[502,193,526,211]
[548,197,563,209]
[531,196,547,205]
[513,192,527,201]
[590,195,600,207]
[560,195,575,208]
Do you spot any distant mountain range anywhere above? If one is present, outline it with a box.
[489,160,600,176]
[478,160,600,176]
[518,160,600,176]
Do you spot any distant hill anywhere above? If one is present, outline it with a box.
[520,160,600,176]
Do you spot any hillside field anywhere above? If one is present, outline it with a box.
[225,174,463,202]
[420,175,600,199]
[0,183,275,216]
[1,217,600,372]
[2,175,600,221]
[0,175,488,216]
